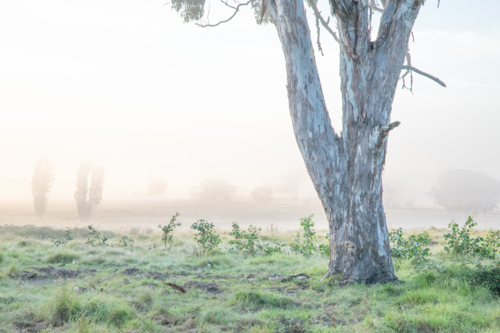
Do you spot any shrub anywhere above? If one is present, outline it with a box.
[443,216,500,259]
[229,222,261,255]
[319,233,330,256]
[54,229,73,247]
[158,212,181,249]
[191,220,221,255]
[86,225,108,246]
[291,215,318,255]
[389,228,431,265]
[119,236,134,247]
[261,241,287,255]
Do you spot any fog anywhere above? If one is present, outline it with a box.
[1,0,500,229]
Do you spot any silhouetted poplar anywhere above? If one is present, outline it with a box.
[74,159,105,222]
[31,156,55,219]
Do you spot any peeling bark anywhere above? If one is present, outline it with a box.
[265,0,423,284]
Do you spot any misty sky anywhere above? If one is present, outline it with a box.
[1,0,499,203]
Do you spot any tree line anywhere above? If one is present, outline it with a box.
[31,156,500,222]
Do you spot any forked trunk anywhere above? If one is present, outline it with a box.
[265,0,422,283]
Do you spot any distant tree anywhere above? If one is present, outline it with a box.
[147,180,168,198]
[31,156,55,219]
[194,178,235,204]
[402,192,417,208]
[428,170,500,217]
[74,158,105,222]
[275,169,306,201]
[251,185,273,205]
[117,188,126,198]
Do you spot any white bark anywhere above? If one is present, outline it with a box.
[265,0,424,284]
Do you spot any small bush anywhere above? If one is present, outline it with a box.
[291,215,318,255]
[444,216,500,259]
[319,233,330,256]
[158,212,181,249]
[86,225,108,246]
[119,236,134,247]
[229,222,261,255]
[389,228,431,265]
[54,229,73,247]
[261,241,287,255]
[191,220,221,255]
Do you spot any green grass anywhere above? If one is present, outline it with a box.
[0,225,499,332]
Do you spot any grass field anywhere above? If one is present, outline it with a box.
[1,224,500,333]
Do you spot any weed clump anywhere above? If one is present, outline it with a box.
[191,220,221,255]
[389,228,431,265]
[158,212,181,249]
[291,215,318,255]
[119,236,134,247]
[53,229,73,247]
[444,216,500,259]
[229,223,261,255]
[86,225,108,246]
[46,286,82,326]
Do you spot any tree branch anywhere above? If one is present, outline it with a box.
[315,16,324,56]
[401,65,447,88]
[380,121,400,134]
[308,0,340,43]
[369,0,384,13]
[196,0,254,28]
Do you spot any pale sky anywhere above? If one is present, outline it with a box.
[0,0,499,203]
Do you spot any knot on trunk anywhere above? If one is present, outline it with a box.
[368,121,401,149]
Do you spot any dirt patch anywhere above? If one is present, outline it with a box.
[35,266,80,278]
[183,280,220,293]
[13,314,47,333]
[18,266,97,283]
[122,268,142,276]
[103,263,126,267]
[145,271,166,280]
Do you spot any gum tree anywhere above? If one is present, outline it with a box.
[170,0,445,283]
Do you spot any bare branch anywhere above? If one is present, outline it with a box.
[380,121,401,134]
[220,0,237,10]
[316,16,324,56]
[369,0,384,13]
[402,65,447,88]
[196,0,254,28]
[307,0,340,43]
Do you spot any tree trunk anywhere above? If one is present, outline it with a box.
[265,0,422,284]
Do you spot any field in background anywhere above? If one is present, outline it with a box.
[1,200,500,232]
